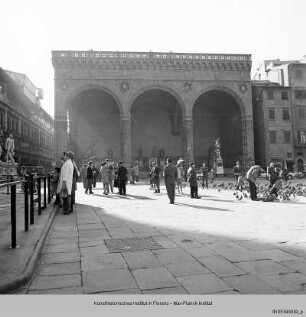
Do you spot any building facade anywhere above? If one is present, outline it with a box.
[52,50,255,170]
[255,57,306,172]
[0,68,54,170]
[252,81,294,171]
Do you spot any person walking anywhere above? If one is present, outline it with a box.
[246,165,261,201]
[108,162,115,193]
[117,161,128,195]
[267,162,278,189]
[134,165,139,182]
[85,161,94,194]
[58,151,74,214]
[187,162,200,198]
[176,159,184,194]
[71,155,80,210]
[233,161,243,190]
[199,162,209,189]
[92,164,98,188]
[151,161,160,193]
[163,158,178,204]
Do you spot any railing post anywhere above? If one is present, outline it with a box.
[47,173,51,203]
[24,177,29,232]
[37,177,41,215]
[10,184,17,249]
[43,176,47,209]
[30,174,34,224]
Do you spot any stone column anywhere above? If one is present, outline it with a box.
[54,87,68,160]
[241,115,255,167]
[182,114,194,164]
[120,113,132,167]
[4,109,8,131]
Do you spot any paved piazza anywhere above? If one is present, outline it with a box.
[21,180,306,294]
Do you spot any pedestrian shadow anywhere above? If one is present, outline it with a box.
[175,202,234,212]
[120,194,155,200]
[205,198,247,204]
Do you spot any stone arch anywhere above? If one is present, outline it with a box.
[191,85,246,116]
[192,86,245,168]
[65,84,123,114]
[127,85,186,115]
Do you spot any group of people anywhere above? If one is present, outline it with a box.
[234,161,288,201]
[83,160,128,196]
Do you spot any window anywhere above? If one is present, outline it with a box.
[295,69,303,80]
[295,90,306,99]
[281,91,288,100]
[298,105,306,120]
[268,108,275,120]
[283,108,290,120]
[299,131,306,144]
[269,131,277,143]
[284,131,291,143]
[267,91,274,100]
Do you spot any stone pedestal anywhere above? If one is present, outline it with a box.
[0,162,18,176]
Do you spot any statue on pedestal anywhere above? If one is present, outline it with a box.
[5,133,15,163]
[214,138,224,176]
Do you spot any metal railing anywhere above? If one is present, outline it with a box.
[0,174,52,249]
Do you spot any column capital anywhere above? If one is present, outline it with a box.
[241,115,253,122]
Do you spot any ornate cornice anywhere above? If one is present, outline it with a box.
[52,50,252,72]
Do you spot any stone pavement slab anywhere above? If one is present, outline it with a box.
[108,227,136,238]
[143,286,187,294]
[29,274,81,291]
[165,260,211,277]
[81,253,127,271]
[122,250,162,269]
[235,260,296,276]
[252,249,301,262]
[40,252,80,264]
[257,273,306,292]
[80,245,110,257]
[185,246,217,258]
[223,275,281,294]
[36,262,81,276]
[177,273,233,294]
[28,286,83,294]
[197,256,246,277]
[78,223,105,230]
[42,243,79,254]
[131,267,179,290]
[83,268,137,293]
[153,248,195,264]
[281,259,306,275]
[152,236,179,249]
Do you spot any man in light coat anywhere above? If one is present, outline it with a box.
[58,151,74,214]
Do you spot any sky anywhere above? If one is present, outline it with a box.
[1,0,306,117]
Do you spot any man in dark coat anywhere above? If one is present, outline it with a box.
[246,165,261,200]
[163,158,178,204]
[187,162,200,198]
[117,161,128,195]
[267,162,278,188]
[152,161,160,193]
[85,161,94,194]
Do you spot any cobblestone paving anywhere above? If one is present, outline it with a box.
[23,180,306,294]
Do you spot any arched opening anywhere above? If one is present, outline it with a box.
[193,90,243,169]
[69,88,121,165]
[131,89,183,170]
